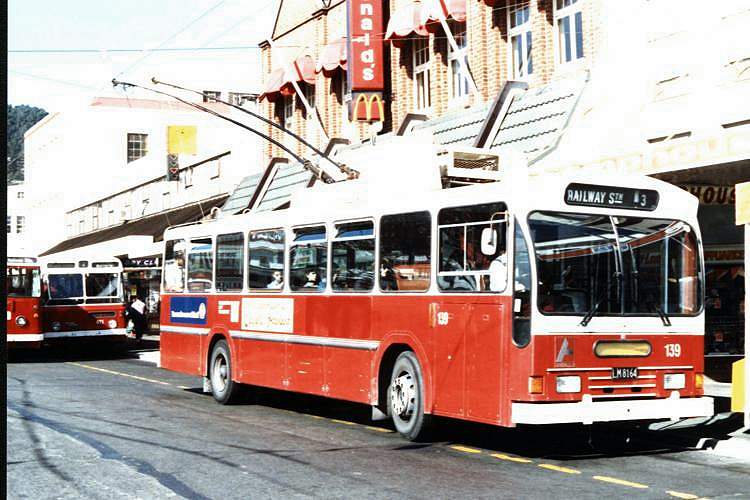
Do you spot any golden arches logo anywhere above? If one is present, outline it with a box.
[352,92,384,122]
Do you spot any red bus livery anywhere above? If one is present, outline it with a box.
[40,257,128,341]
[159,143,713,440]
[6,257,43,348]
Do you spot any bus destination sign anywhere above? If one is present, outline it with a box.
[564,183,659,211]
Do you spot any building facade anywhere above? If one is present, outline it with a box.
[256,0,749,358]
[6,182,31,257]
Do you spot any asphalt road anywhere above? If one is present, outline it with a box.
[7,343,750,499]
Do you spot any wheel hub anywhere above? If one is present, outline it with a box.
[390,373,415,418]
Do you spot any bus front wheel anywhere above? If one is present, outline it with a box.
[209,339,240,404]
[388,351,431,441]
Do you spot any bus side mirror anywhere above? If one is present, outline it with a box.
[481,227,497,256]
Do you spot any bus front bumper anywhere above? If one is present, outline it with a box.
[511,393,714,425]
[8,334,45,342]
[43,328,128,339]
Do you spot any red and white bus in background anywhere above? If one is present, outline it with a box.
[7,257,44,348]
[40,257,128,342]
[159,142,713,440]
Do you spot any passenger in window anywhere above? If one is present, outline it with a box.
[489,253,508,292]
[304,269,319,288]
[267,270,284,289]
[380,259,398,291]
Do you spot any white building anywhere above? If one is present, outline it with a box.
[22,94,263,259]
[6,182,31,257]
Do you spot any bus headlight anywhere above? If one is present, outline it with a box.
[52,321,61,331]
[556,375,581,393]
[664,373,686,390]
[15,315,28,327]
[107,319,117,328]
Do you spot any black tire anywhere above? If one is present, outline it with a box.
[388,351,432,441]
[209,339,240,404]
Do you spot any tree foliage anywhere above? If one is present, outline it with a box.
[7,104,48,183]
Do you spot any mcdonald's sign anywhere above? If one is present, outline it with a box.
[350,91,384,122]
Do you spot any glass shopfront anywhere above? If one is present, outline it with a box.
[121,256,162,333]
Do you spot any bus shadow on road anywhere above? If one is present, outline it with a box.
[212,385,745,460]
[7,339,158,364]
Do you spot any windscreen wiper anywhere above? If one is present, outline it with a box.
[580,271,621,327]
[648,302,672,327]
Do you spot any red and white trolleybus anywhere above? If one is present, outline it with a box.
[40,257,128,342]
[159,141,713,440]
[6,257,43,348]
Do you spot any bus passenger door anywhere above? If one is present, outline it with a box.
[465,303,506,423]
[432,302,468,417]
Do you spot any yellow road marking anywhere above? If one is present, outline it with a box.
[593,476,649,489]
[68,362,172,386]
[450,445,482,454]
[666,492,698,499]
[330,418,356,426]
[307,415,324,419]
[491,453,533,463]
[365,426,394,433]
[538,464,581,474]
[178,385,191,390]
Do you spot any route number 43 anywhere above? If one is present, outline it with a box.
[665,343,681,358]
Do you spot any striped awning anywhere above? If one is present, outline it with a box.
[259,55,316,102]
[316,37,347,76]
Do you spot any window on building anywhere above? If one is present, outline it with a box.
[108,210,115,226]
[7,216,12,234]
[509,4,533,78]
[184,167,193,188]
[282,94,295,130]
[302,83,316,118]
[202,90,222,103]
[331,221,375,292]
[17,191,24,199]
[162,191,171,210]
[216,232,244,292]
[209,159,220,179]
[449,21,470,102]
[79,219,85,234]
[380,211,432,292]
[228,92,255,106]
[127,133,148,163]
[413,37,431,111]
[555,0,584,65]
[141,198,150,216]
[92,212,99,230]
[290,226,327,292]
[122,204,131,220]
[163,239,186,293]
[17,215,25,233]
[248,229,285,290]
[187,237,213,292]
[438,202,509,292]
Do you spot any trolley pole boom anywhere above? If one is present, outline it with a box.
[150,78,359,181]
[111,79,336,184]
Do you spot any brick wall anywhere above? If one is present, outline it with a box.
[260,0,603,164]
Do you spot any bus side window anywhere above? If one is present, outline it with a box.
[379,211,431,292]
[290,226,327,292]
[216,232,244,292]
[332,221,374,292]
[437,202,508,292]
[513,221,532,347]
[248,229,285,290]
[163,239,186,293]
[187,237,214,293]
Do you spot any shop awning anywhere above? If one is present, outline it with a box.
[316,37,347,76]
[40,195,228,256]
[385,0,466,46]
[259,55,316,102]
[385,1,429,48]
[420,0,467,32]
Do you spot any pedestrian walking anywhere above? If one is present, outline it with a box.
[126,295,148,341]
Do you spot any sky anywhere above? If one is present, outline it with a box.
[8,0,280,112]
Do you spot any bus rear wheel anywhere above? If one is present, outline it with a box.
[209,339,240,404]
[388,351,431,441]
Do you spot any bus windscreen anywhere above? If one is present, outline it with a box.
[528,212,701,318]
[7,267,41,297]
